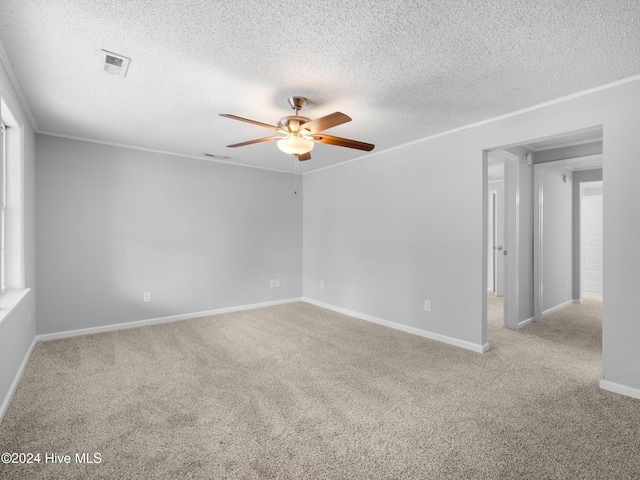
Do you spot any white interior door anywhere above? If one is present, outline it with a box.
[495,188,505,297]
[488,191,496,292]
[582,190,603,293]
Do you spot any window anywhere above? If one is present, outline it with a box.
[0,96,25,296]
[0,96,28,323]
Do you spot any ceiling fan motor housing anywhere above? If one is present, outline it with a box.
[277,116,311,134]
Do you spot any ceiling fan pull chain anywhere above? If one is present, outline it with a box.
[293,155,299,194]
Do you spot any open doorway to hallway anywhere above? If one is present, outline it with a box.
[484,126,603,350]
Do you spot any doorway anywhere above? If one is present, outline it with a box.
[483,126,603,351]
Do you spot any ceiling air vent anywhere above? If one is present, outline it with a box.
[98,50,130,77]
[204,153,229,160]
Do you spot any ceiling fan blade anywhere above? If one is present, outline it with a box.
[219,113,278,130]
[296,152,312,161]
[226,136,281,148]
[300,112,351,134]
[310,134,375,151]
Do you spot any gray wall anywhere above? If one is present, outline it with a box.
[304,136,485,347]
[506,146,535,323]
[603,103,640,392]
[36,135,302,334]
[573,169,603,299]
[541,167,574,312]
[0,59,37,414]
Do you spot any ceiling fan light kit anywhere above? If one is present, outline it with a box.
[220,96,374,162]
[277,136,314,155]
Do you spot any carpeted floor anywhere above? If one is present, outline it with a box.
[1,295,639,479]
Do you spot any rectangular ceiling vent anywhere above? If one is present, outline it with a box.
[98,50,130,78]
[204,153,229,160]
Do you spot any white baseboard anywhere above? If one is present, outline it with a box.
[542,299,579,316]
[518,316,535,328]
[600,379,640,401]
[0,336,37,423]
[37,297,303,342]
[302,298,489,353]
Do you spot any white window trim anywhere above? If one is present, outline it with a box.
[0,96,26,295]
[1,121,7,293]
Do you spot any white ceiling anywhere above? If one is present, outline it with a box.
[1,1,639,173]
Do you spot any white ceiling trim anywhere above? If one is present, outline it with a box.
[37,130,295,174]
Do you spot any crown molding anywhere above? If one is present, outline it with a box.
[38,130,295,174]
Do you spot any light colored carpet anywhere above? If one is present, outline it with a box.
[1,296,639,479]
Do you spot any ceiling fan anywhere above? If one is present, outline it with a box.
[219,96,374,161]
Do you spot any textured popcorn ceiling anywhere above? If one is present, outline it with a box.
[1,0,639,173]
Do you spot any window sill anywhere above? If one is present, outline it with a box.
[0,288,31,324]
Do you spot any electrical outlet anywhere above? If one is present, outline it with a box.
[275,279,280,287]
[320,281,324,289]
[424,300,431,312]
[270,280,275,288]
[143,292,151,303]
